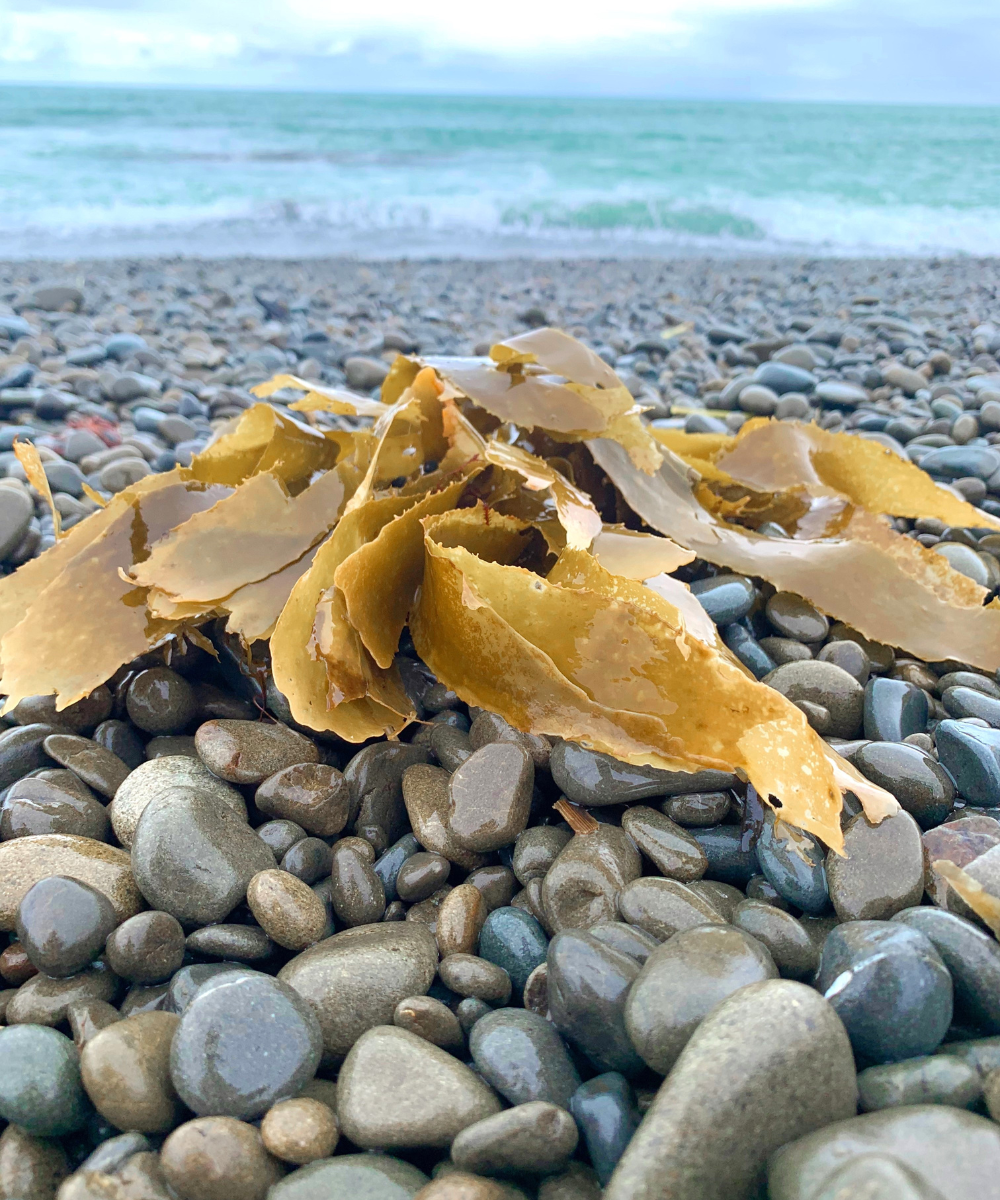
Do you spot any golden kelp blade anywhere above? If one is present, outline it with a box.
[190,403,338,488]
[716,419,1000,531]
[933,859,1000,938]
[412,506,853,849]
[0,477,232,711]
[224,539,328,644]
[13,440,60,539]
[252,374,390,418]
[590,436,1000,671]
[131,468,347,607]
[591,527,695,579]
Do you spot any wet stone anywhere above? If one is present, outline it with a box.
[161,1116,284,1200]
[766,593,830,643]
[547,929,644,1076]
[662,790,731,826]
[542,826,641,931]
[854,741,955,828]
[746,873,791,908]
[431,723,474,771]
[278,923,438,1061]
[80,1010,183,1133]
[131,785,275,925]
[858,1054,981,1112]
[403,764,487,870]
[468,711,550,769]
[690,573,756,624]
[817,921,953,1064]
[6,963,118,1025]
[684,824,758,886]
[1,776,109,841]
[816,638,871,684]
[67,997,121,1048]
[465,865,517,913]
[42,734,130,798]
[550,741,736,806]
[759,636,814,665]
[344,740,430,828]
[606,979,856,1200]
[261,1096,339,1165]
[511,826,572,883]
[864,677,929,741]
[110,754,246,849]
[329,841,385,925]
[0,1024,91,1136]
[935,720,1000,807]
[186,922,275,961]
[439,953,512,1004]
[943,686,1000,727]
[338,1025,501,1149]
[255,762,350,837]
[394,993,464,1050]
[397,851,451,901]
[170,970,322,1119]
[16,874,118,977]
[92,717,146,769]
[764,661,864,739]
[106,909,186,983]
[257,819,307,859]
[451,1101,579,1177]
[269,1154,428,1200]
[570,1073,640,1187]
[625,924,778,1074]
[0,1124,69,1200]
[437,883,488,957]
[939,671,1000,699]
[588,920,660,963]
[620,806,707,880]
[470,1009,580,1108]
[447,743,533,852]
[78,1129,152,1174]
[522,960,548,1015]
[732,899,819,980]
[194,719,318,784]
[756,808,830,913]
[0,723,65,791]
[121,981,171,1017]
[247,868,328,951]
[126,667,198,734]
[166,962,250,1014]
[892,906,1000,1033]
[11,688,112,736]
[281,836,331,884]
[373,833,421,902]
[478,906,548,991]
[827,809,924,922]
[617,876,726,941]
[921,816,1000,909]
[145,734,198,758]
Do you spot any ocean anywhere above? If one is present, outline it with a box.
[2,85,1000,260]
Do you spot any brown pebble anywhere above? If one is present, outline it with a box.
[67,998,120,1048]
[333,835,377,863]
[468,711,550,769]
[394,994,465,1050]
[81,1012,183,1133]
[415,1174,509,1200]
[384,900,407,921]
[523,962,548,1016]
[185,923,275,962]
[329,843,386,926]
[438,954,512,1004]
[41,735,130,798]
[160,1117,284,1200]
[0,1123,68,1200]
[255,763,350,837]
[126,667,198,735]
[247,869,328,951]
[260,1097,339,1165]
[405,887,453,933]
[985,1067,1000,1121]
[106,910,186,984]
[119,981,170,1018]
[6,965,117,1026]
[447,743,534,853]
[193,720,318,785]
[297,1078,338,1109]
[397,852,451,902]
[464,866,517,913]
[0,940,38,984]
[436,884,487,957]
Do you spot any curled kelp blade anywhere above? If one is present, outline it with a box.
[591,526,695,579]
[590,436,1000,671]
[933,860,1000,938]
[190,403,339,489]
[252,373,390,419]
[13,440,61,540]
[0,473,232,711]
[132,467,348,609]
[412,505,871,849]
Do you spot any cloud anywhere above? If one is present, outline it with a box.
[0,0,998,102]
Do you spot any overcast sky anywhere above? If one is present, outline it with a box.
[1,0,999,103]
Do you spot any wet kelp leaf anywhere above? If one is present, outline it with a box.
[190,403,339,489]
[252,374,390,419]
[0,475,232,710]
[13,440,61,539]
[591,526,695,579]
[132,467,347,610]
[412,505,866,850]
[424,328,662,474]
[933,859,1000,938]
[223,537,329,644]
[590,436,1000,671]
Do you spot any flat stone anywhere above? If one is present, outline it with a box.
[1,776,109,841]
[854,741,955,828]
[247,868,328,951]
[447,743,533,852]
[110,754,247,848]
[131,785,275,925]
[620,806,707,880]
[625,924,777,1075]
[438,953,512,1004]
[589,921,660,963]
[160,1116,284,1200]
[6,962,117,1026]
[549,742,736,806]
[338,1025,501,1149]
[920,444,1000,480]
[106,910,186,983]
[0,723,66,790]
[542,827,641,931]
[451,1102,578,1176]
[278,923,438,1061]
[80,1011,182,1133]
[186,922,275,961]
[0,834,142,930]
[478,906,548,991]
[41,734,130,797]
[731,900,818,980]
[617,877,727,940]
[768,1105,1000,1200]
[402,764,487,869]
[170,970,322,1119]
[0,1024,91,1136]
[194,719,318,784]
[765,593,830,643]
[828,809,923,921]
[547,929,645,1076]
[469,1009,580,1108]
[269,1154,428,1200]
[16,874,117,978]
[764,661,864,739]
[817,921,952,1063]
[858,1054,981,1112]
[256,763,350,837]
[935,720,1000,806]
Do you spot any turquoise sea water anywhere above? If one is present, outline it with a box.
[2,85,1000,258]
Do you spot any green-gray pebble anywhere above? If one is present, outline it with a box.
[0,1024,91,1136]
[469,1009,581,1108]
[858,1055,982,1112]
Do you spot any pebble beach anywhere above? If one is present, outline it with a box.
[1,253,1000,1200]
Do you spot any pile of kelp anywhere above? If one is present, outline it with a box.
[3,329,1000,855]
